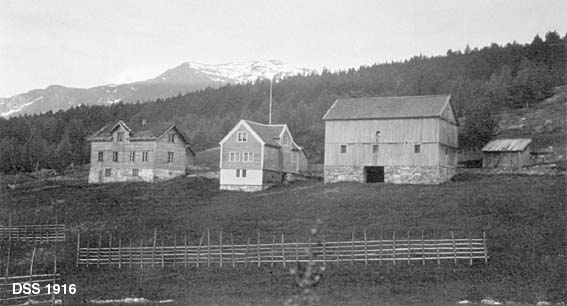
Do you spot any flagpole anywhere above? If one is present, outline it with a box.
[269,78,273,125]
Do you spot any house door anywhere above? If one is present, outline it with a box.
[365,166,384,183]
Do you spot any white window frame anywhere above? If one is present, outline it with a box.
[167,152,174,163]
[229,152,240,162]
[242,169,247,177]
[132,168,139,176]
[142,151,149,162]
[282,135,289,145]
[236,169,240,177]
[243,152,254,162]
[237,132,248,142]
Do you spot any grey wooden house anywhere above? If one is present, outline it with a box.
[87,120,195,183]
[322,94,458,184]
[481,138,532,169]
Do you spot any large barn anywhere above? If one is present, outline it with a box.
[322,94,458,184]
[482,138,532,169]
[219,119,308,192]
[87,120,195,183]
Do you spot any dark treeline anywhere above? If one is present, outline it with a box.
[0,31,565,173]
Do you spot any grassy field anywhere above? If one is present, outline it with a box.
[0,173,565,305]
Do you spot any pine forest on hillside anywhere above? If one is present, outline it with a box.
[0,31,565,173]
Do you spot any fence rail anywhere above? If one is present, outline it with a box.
[77,230,488,268]
[0,224,66,243]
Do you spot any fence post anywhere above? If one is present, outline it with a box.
[364,228,368,266]
[322,233,326,267]
[392,231,396,266]
[140,238,143,269]
[76,231,80,268]
[231,233,235,268]
[173,234,177,268]
[29,247,36,305]
[184,235,188,269]
[197,232,204,268]
[421,230,425,266]
[469,231,473,266]
[129,238,133,268]
[207,229,211,268]
[271,234,275,268]
[379,230,383,266]
[108,233,113,266]
[219,228,223,268]
[281,233,286,267]
[308,231,312,263]
[296,239,299,263]
[118,238,122,269]
[8,214,12,241]
[257,229,261,267]
[97,233,102,268]
[483,232,488,264]
[435,232,440,265]
[351,226,355,266]
[52,251,57,306]
[407,231,410,265]
[152,228,157,268]
[451,231,456,265]
[161,237,165,269]
[245,238,250,268]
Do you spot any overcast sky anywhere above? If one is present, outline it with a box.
[1,0,566,97]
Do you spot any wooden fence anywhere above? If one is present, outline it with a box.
[0,248,59,306]
[76,229,488,268]
[0,224,66,244]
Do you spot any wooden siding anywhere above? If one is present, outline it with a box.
[440,102,457,124]
[154,130,189,172]
[219,169,263,185]
[263,146,283,172]
[220,125,263,170]
[482,147,531,169]
[90,140,156,170]
[438,144,458,168]
[325,118,441,167]
[439,119,458,148]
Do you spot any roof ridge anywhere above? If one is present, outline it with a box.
[244,120,286,127]
[338,94,451,100]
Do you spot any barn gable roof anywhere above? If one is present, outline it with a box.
[481,138,532,152]
[322,94,453,121]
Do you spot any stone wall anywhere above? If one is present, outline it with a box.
[219,184,268,192]
[324,165,456,184]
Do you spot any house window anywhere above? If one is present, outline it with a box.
[373,145,379,154]
[414,144,421,153]
[242,169,247,177]
[112,152,118,162]
[229,152,240,162]
[445,148,448,156]
[236,169,240,177]
[132,168,139,176]
[375,131,381,142]
[104,168,111,177]
[97,152,103,162]
[237,132,248,142]
[142,151,149,162]
[167,152,174,163]
[168,133,175,143]
[340,145,347,153]
[117,132,124,142]
[129,152,136,162]
[282,135,289,145]
[243,152,254,162]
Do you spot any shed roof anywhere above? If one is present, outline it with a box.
[322,94,451,120]
[481,138,532,152]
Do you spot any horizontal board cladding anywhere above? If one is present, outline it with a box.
[219,169,263,185]
[221,125,262,169]
[154,135,188,171]
[324,142,439,167]
[325,118,439,144]
[439,144,458,168]
[90,141,156,169]
[263,146,283,172]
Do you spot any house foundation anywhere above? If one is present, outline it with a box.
[324,165,455,184]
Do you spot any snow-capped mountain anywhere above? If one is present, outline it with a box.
[0,60,316,118]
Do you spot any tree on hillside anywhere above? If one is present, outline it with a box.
[460,98,499,150]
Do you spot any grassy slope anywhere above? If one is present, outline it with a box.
[1,173,565,305]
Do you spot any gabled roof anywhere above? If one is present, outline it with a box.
[322,94,452,121]
[243,120,286,147]
[88,120,191,146]
[482,138,532,152]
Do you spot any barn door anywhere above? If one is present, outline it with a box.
[365,166,384,183]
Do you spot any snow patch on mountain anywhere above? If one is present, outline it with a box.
[1,96,43,117]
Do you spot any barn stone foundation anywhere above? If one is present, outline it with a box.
[88,167,184,184]
[220,184,270,192]
[324,165,456,184]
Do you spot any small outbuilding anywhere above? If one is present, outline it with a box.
[481,138,532,169]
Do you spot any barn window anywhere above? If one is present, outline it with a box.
[112,152,118,162]
[340,145,347,153]
[97,152,104,162]
[237,132,248,142]
[132,169,139,176]
[414,144,421,153]
[236,169,240,177]
[375,131,381,142]
[167,152,174,163]
[129,152,136,162]
[242,169,247,177]
[104,168,111,177]
[142,151,149,162]
[373,145,379,154]
[168,133,175,143]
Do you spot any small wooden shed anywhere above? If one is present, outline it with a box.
[482,138,532,169]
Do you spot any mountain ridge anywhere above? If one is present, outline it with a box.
[0,60,316,118]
